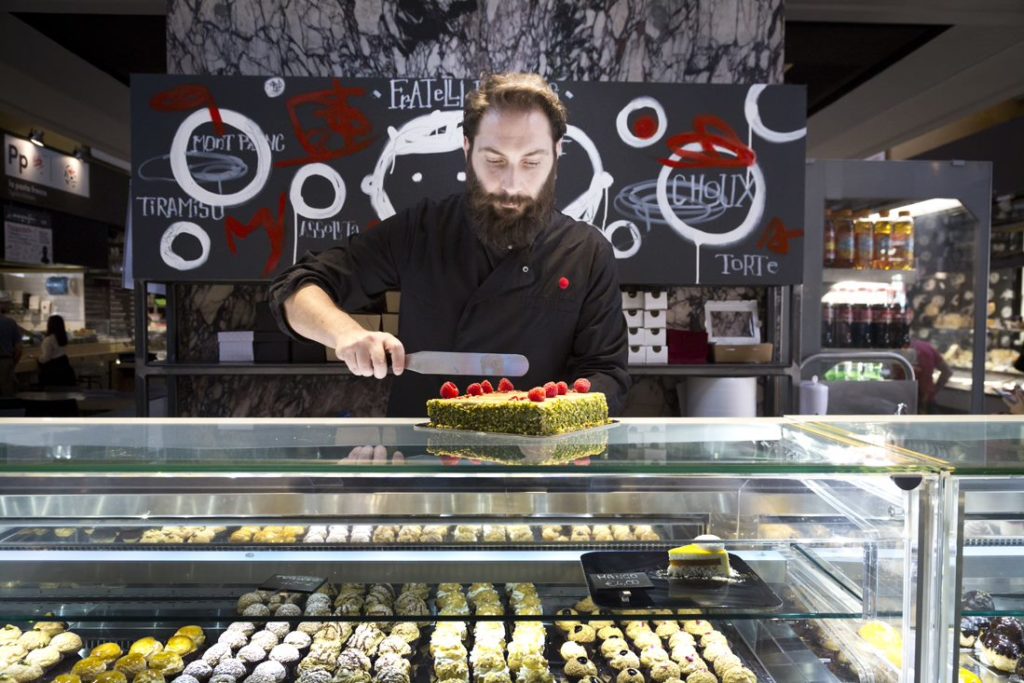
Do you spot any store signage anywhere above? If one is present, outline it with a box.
[259,574,327,593]
[4,205,53,264]
[4,134,90,199]
[589,572,654,590]
[132,76,805,284]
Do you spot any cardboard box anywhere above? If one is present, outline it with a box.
[621,290,643,309]
[628,345,645,365]
[644,309,666,327]
[217,331,290,363]
[627,328,645,346]
[254,332,290,363]
[385,291,401,313]
[254,302,278,331]
[644,327,666,346]
[623,309,644,327]
[218,341,254,363]
[290,341,325,363]
[381,313,399,336]
[645,345,668,364]
[644,290,668,310]
[350,314,381,331]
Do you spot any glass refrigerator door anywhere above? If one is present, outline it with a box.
[801,159,993,415]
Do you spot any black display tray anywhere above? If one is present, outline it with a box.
[580,550,784,611]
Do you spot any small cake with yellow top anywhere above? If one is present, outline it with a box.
[667,535,731,580]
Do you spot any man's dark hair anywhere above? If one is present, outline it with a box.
[463,73,568,144]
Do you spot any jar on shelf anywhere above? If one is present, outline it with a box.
[872,210,893,270]
[834,209,855,268]
[824,210,837,267]
[890,210,915,270]
[853,214,874,270]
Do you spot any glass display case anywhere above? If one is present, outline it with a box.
[806,416,1024,683]
[0,418,948,683]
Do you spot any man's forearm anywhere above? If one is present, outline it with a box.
[283,284,365,349]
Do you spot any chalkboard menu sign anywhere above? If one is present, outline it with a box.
[131,76,805,285]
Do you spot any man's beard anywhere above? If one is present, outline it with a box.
[466,161,557,253]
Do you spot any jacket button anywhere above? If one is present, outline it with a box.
[522,266,529,273]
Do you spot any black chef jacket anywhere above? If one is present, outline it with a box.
[268,193,630,417]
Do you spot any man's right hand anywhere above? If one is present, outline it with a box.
[282,284,405,379]
[333,328,405,379]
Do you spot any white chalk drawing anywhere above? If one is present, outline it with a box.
[615,97,667,148]
[361,110,465,220]
[561,124,616,232]
[160,221,211,271]
[264,77,285,98]
[289,162,347,263]
[456,171,466,182]
[360,112,616,242]
[603,220,642,259]
[744,84,806,143]
[614,178,732,231]
[170,108,272,208]
[411,172,423,183]
[656,144,766,283]
[139,152,248,191]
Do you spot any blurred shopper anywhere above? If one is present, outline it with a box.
[0,301,22,396]
[38,315,76,388]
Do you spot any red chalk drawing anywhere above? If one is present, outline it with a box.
[151,84,226,137]
[225,192,288,276]
[276,80,374,168]
[756,217,803,255]
[659,115,756,170]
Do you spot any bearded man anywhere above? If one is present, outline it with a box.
[270,73,629,416]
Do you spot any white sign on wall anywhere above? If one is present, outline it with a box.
[3,206,53,264]
[4,134,90,198]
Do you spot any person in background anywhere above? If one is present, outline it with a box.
[38,314,76,388]
[0,301,22,396]
[909,337,952,413]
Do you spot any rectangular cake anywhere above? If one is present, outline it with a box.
[667,536,731,580]
[427,386,609,436]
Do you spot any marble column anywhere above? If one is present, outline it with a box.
[166,0,784,417]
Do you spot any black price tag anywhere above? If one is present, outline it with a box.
[259,575,327,593]
[589,572,654,590]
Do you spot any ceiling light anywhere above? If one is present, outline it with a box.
[28,129,44,147]
[867,198,962,220]
[73,147,87,160]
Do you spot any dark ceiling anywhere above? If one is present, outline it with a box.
[13,12,946,118]
[785,21,948,114]
[14,12,166,85]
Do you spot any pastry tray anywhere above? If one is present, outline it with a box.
[580,550,784,611]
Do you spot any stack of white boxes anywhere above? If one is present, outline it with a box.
[622,289,668,365]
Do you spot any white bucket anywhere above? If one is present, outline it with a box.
[683,377,757,417]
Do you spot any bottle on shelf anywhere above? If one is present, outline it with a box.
[870,302,891,348]
[851,303,873,348]
[832,303,853,347]
[872,210,893,270]
[890,210,915,270]
[853,213,875,270]
[823,210,837,267]
[834,209,856,268]
[821,302,834,347]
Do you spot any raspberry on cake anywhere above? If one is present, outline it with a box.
[427,377,609,436]
[667,535,731,580]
